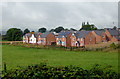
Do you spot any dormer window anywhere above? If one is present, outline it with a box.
[102,36,104,38]
[90,38,92,41]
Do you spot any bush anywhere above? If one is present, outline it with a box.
[110,43,117,49]
[2,63,118,79]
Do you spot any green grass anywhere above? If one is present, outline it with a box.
[2,44,118,73]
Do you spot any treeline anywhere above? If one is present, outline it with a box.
[2,22,117,41]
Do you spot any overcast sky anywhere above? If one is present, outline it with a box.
[2,2,118,31]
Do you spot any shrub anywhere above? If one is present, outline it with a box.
[2,63,118,79]
[110,43,117,49]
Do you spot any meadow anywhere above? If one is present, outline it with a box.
[2,44,118,73]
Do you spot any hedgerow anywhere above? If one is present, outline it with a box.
[2,63,118,79]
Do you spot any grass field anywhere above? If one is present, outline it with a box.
[2,44,118,72]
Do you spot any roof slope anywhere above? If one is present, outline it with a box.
[75,30,89,38]
[56,31,72,38]
[40,32,50,38]
[93,30,104,36]
[107,29,119,36]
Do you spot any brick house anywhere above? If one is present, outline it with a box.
[71,30,89,47]
[37,32,55,45]
[85,31,96,45]
[105,29,119,41]
[92,30,107,43]
[23,33,32,43]
[56,31,73,47]
[111,36,120,42]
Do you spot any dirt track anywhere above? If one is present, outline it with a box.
[0,41,22,44]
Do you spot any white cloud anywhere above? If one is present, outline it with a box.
[2,2,118,31]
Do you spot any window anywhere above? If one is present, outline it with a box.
[31,39,32,41]
[57,38,58,40]
[78,38,79,40]
[102,40,104,42]
[73,43,75,46]
[102,36,104,38]
[90,38,92,41]
[63,37,64,40]
[57,42,59,45]
[81,38,83,41]
[81,43,83,46]
[73,38,75,41]
[62,42,65,45]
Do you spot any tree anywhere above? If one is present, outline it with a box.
[23,28,30,35]
[80,22,97,31]
[38,27,46,33]
[54,26,64,33]
[70,28,77,31]
[113,26,117,30]
[6,28,23,41]
[49,29,55,32]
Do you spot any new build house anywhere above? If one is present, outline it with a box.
[92,30,107,43]
[37,32,56,45]
[23,28,120,47]
[56,31,73,47]
[105,29,119,42]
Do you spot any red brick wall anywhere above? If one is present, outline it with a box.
[46,33,56,45]
[66,33,72,47]
[70,34,76,47]
[101,32,107,42]
[85,31,96,45]
[77,38,85,46]
[92,31,101,43]
[105,29,112,41]
[111,37,118,42]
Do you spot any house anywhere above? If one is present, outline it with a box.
[23,32,42,44]
[23,33,32,43]
[85,31,96,45]
[29,32,37,44]
[71,30,89,47]
[37,32,55,45]
[56,31,73,47]
[111,36,120,42]
[105,29,119,41]
[92,30,107,43]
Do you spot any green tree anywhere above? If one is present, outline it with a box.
[6,28,23,41]
[80,22,97,31]
[49,29,55,32]
[70,28,77,31]
[38,27,46,33]
[113,26,117,30]
[54,26,64,33]
[23,28,30,35]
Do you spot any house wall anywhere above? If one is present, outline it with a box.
[36,33,42,43]
[105,29,113,41]
[101,32,107,42]
[46,33,56,45]
[66,33,72,47]
[92,31,101,43]
[111,37,118,42]
[38,38,46,45]
[85,31,96,45]
[29,34,36,44]
[77,38,85,46]
[70,34,76,47]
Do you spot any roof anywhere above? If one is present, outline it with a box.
[107,29,119,36]
[93,30,104,36]
[56,31,72,38]
[40,32,51,38]
[114,37,120,41]
[34,32,41,37]
[75,30,89,38]
[24,33,31,37]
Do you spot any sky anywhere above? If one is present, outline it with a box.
[1,1,118,32]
